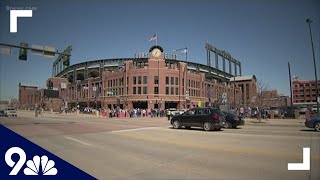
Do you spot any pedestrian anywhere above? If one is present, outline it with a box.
[166,109,171,121]
[240,107,244,118]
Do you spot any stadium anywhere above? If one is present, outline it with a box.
[22,44,257,111]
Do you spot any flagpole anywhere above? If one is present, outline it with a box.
[156,32,158,45]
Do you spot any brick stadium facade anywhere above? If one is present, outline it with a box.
[19,46,258,111]
[292,80,320,105]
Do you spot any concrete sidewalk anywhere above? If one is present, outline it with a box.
[244,118,305,127]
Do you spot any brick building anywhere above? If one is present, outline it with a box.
[20,45,257,111]
[230,75,257,107]
[260,90,289,107]
[18,83,38,109]
[18,82,64,111]
[292,80,320,105]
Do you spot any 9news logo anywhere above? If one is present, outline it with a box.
[5,147,57,176]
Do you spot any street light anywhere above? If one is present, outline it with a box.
[306,18,319,115]
[173,47,188,109]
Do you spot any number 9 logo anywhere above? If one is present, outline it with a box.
[5,147,26,175]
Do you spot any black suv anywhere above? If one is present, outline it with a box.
[170,107,225,131]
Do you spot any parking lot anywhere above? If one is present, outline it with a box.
[1,111,319,180]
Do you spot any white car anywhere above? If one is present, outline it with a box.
[4,108,17,117]
[167,108,184,115]
[311,105,320,113]
[299,106,308,114]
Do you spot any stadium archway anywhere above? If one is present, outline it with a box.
[133,101,147,109]
[76,73,84,81]
[68,75,74,83]
[88,71,99,78]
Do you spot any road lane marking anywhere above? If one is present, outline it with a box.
[64,136,92,146]
[111,126,169,133]
[112,131,320,161]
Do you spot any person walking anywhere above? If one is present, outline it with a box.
[166,109,171,121]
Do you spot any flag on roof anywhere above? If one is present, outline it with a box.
[149,34,157,42]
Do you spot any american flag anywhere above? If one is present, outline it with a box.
[149,34,157,42]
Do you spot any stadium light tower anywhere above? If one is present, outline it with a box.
[306,18,319,115]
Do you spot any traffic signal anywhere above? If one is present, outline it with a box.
[62,55,70,66]
[19,43,28,61]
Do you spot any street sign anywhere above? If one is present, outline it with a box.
[185,90,190,100]
[43,46,56,58]
[222,93,227,104]
[60,83,66,89]
[0,45,11,55]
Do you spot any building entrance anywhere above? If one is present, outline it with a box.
[165,101,178,109]
[133,101,148,109]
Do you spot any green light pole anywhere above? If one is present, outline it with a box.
[306,18,319,115]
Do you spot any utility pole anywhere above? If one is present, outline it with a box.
[306,19,319,115]
[288,62,294,117]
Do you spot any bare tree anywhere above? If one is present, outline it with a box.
[256,79,270,122]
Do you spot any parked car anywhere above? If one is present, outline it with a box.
[222,111,245,128]
[299,106,308,114]
[311,105,320,113]
[170,107,225,131]
[167,108,185,115]
[305,115,320,132]
[4,107,17,117]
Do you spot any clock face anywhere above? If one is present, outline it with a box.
[152,48,161,57]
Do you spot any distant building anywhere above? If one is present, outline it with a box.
[292,80,320,105]
[18,83,38,109]
[18,82,63,111]
[260,90,289,107]
[230,75,257,107]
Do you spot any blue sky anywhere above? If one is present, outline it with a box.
[0,0,319,100]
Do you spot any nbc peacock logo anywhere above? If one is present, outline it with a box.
[24,155,58,175]
[5,147,58,176]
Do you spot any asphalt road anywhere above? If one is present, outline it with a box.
[1,111,319,180]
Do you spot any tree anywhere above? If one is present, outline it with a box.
[256,79,270,123]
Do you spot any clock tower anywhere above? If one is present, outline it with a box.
[149,45,164,59]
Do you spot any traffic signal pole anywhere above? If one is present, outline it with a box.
[0,42,71,57]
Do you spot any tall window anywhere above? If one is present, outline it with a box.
[171,87,174,95]
[138,87,141,94]
[154,87,159,94]
[133,77,137,85]
[138,76,142,84]
[176,87,178,95]
[143,76,147,84]
[171,77,174,85]
[143,87,147,94]
[154,76,159,84]
[175,77,178,85]
[166,87,169,95]
[133,87,136,94]
[166,77,169,85]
